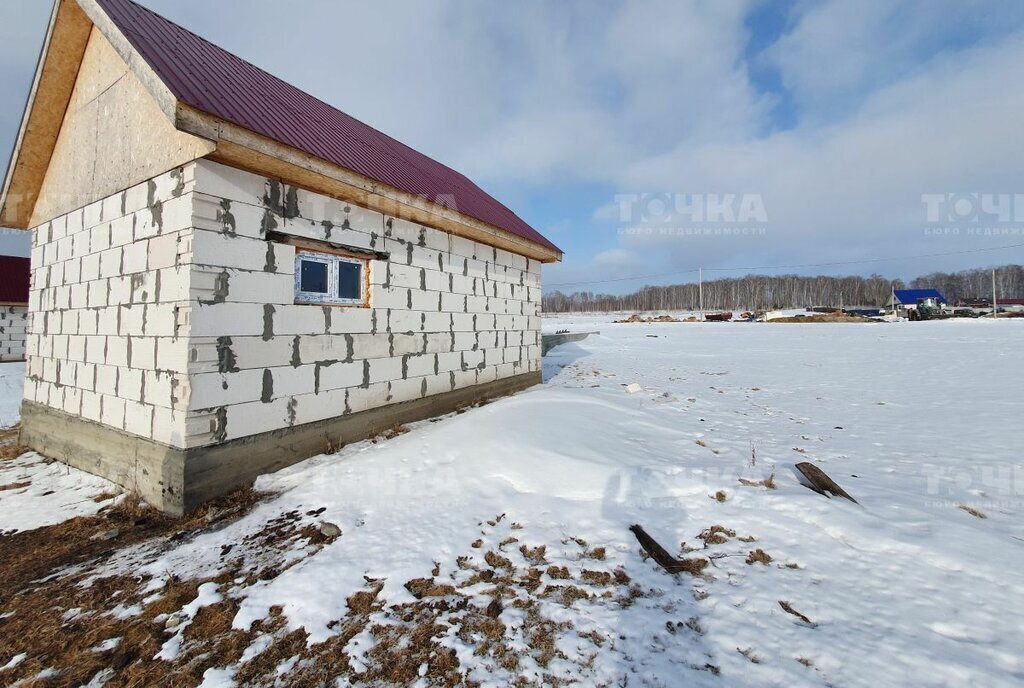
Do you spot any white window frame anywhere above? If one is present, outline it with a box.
[294,250,366,306]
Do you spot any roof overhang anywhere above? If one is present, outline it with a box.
[1,0,562,263]
[0,0,91,229]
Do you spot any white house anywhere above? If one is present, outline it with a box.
[0,0,562,513]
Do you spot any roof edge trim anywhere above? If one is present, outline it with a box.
[0,0,91,228]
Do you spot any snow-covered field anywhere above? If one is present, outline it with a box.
[1,320,1023,686]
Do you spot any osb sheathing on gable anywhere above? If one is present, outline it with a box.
[30,25,215,227]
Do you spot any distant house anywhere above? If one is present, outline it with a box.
[891,289,948,310]
[0,256,30,362]
[0,0,561,513]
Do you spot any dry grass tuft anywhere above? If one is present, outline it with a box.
[484,550,513,570]
[373,424,410,442]
[580,570,613,586]
[739,470,776,489]
[698,525,736,546]
[519,544,547,565]
[0,443,29,461]
[745,549,773,565]
[738,647,763,663]
[546,565,571,580]
[958,504,987,519]
[778,600,814,625]
[405,577,458,599]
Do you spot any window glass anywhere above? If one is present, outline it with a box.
[294,250,367,306]
[300,260,328,293]
[338,261,362,300]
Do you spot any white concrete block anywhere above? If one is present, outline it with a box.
[190,369,273,409]
[149,233,181,270]
[423,372,450,397]
[436,351,461,373]
[328,306,374,334]
[99,246,122,279]
[410,289,440,312]
[190,230,270,272]
[373,286,409,310]
[80,390,102,422]
[190,302,266,337]
[119,367,144,402]
[388,377,423,404]
[288,387,348,426]
[404,352,435,378]
[298,334,350,363]
[314,360,363,392]
[346,381,389,414]
[389,309,423,333]
[194,159,267,208]
[123,400,154,436]
[368,357,402,384]
[274,305,329,336]
[424,332,453,354]
[152,405,187,448]
[101,394,126,430]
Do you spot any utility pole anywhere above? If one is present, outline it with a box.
[698,266,704,321]
[992,268,998,319]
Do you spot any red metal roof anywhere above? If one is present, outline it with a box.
[95,0,560,255]
[0,256,30,303]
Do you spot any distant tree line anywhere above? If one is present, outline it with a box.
[542,264,1024,313]
[910,265,1024,304]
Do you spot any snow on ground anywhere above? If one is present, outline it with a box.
[0,361,120,532]
[2,319,1024,685]
[0,452,119,533]
[0,362,24,427]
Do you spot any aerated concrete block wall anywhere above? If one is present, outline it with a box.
[182,160,542,446]
[24,158,541,456]
[0,306,28,361]
[24,165,195,447]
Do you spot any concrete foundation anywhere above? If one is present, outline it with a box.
[21,370,540,514]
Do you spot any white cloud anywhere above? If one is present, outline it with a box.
[2,0,1021,283]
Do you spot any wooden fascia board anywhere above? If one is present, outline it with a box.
[176,105,562,264]
[0,0,92,229]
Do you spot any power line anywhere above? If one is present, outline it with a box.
[546,241,1024,288]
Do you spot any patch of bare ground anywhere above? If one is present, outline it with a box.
[614,313,684,323]
[0,486,347,687]
[2,508,704,686]
[771,313,875,323]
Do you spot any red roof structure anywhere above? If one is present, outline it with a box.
[94,0,559,254]
[0,256,30,304]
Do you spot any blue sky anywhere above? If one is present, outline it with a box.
[3,0,1024,293]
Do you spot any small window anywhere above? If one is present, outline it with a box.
[294,251,366,305]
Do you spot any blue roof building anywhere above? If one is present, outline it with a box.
[892,289,948,306]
